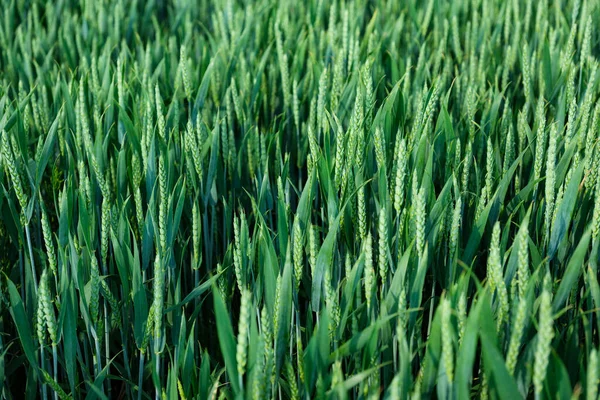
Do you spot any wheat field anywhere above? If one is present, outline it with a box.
[1,0,600,399]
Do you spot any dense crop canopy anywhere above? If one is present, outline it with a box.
[0,0,600,399]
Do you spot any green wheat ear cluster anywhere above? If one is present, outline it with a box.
[39,269,57,345]
[100,280,120,329]
[41,369,70,400]
[533,287,554,396]
[40,200,57,276]
[364,232,375,313]
[237,288,251,379]
[448,195,462,266]
[292,220,303,289]
[544,123,557,241]
[487,222,508,330]
[358,185,367,240]
[153,254,165,354]
[441,297,454,383]
[414,187,426,257]
[592,165,600,242]
[378,207,388,288]
[36,292,47,344]
[373,126,386,171]
[89,254,101,327]
[587,348,598,400]
[517,222,530,300]
[505,294,528,376]
[233,213,243,293]
[1,130,28,226]
[457,293,466,345]
[393,137,408,215]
